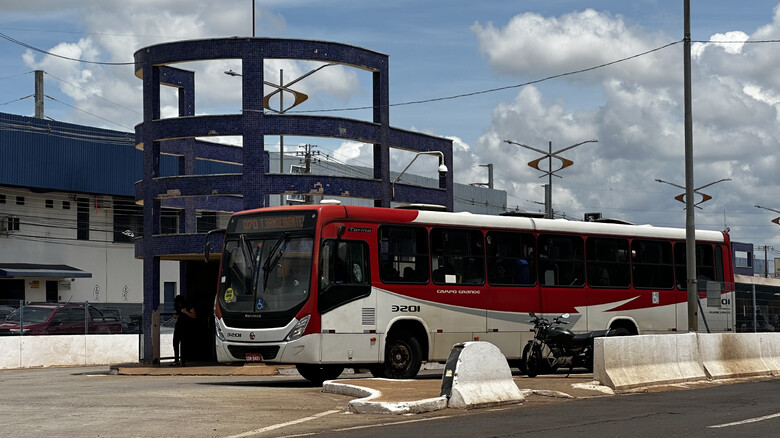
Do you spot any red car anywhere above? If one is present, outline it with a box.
[0,303,123,335]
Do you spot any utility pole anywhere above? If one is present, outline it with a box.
[504,139,597,219]
[755,245,774,278]
[683,0,698,332]
[297,144,320,203]
[34,70,44,119]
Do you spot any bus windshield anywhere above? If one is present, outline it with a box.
[219,234,314,313]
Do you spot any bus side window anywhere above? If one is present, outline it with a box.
[319,239,371,313]
[430,228,485,285]
[378,225,429,284]
[632,239,674,289]
[586,237,630,288]
[538,234,584,287]
[486,230,536,286]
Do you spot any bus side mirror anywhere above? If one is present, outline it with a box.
[204,241,212,263]
[204,228,226,263]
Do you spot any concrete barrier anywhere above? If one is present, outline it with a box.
[0,337,21,369]
[698,333,772,379]
[441,341,525,409]
[594,333,705,390]
[1,335,140,369]
[759,333,780,376]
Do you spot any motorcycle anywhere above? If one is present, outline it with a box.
[522,312,615,377]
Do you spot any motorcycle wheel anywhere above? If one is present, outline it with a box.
[522,343,543,378]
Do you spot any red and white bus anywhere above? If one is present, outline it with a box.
[211,203,734,383]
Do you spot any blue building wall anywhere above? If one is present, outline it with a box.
[0,112,238,195]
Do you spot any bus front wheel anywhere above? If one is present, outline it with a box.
[371,332,422,379]
[295,364,344,385]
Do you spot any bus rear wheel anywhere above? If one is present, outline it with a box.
[295,364,344,385]
[371,332,422,379]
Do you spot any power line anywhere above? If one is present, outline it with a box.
[0,32,134,66]
[45,95,134,130]
[43,71,141,116]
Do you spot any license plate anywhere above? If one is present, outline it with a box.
[245,353,263,362]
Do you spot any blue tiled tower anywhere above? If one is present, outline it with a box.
[134,38,453,362]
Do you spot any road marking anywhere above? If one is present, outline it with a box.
[708,412,780,429]
[334,415,452,432]
[223,409,340,438]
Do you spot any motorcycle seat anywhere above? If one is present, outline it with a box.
[572,330,610,343]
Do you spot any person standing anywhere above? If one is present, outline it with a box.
[171,295,196,366]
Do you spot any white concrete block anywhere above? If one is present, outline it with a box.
[20,335,86,368]
[698,333,771,379]
[759,333,780,376]
[594,333,705,390]
[445,341,525,409]
[0,337,21,369]
[85,335,139,365]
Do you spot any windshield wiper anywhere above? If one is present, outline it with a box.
[262,233,289,291]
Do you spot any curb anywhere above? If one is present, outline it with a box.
[322,380,448,414]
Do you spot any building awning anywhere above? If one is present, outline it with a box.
[0,264,92,278]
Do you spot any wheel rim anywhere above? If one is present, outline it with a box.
[388,341,411,372]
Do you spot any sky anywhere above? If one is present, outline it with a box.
[2,0,780,257]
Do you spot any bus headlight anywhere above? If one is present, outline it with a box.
[215,316,226,341]
[285,314,310,342]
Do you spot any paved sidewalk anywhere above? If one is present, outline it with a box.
[111,362,613,404]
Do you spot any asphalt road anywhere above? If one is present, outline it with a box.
[0,366,777,438]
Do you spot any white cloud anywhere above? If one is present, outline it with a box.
[469,8,780,245]
[16,1,358,129]
[471,9,675,85]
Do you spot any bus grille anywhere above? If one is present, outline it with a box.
[227,345,280,360]
[362,308,376,326]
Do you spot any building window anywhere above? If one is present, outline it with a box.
[160,209,180,234]
[3,217,20,231]
[62,201,71,210]
[77,198,89,241]
[0,194,5,204]
[113,199,143,242]
[197,211,218,233]
[45,199,54,209]
[16,196,25,206]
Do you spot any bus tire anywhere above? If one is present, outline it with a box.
[295,364,344,385]
[610,327,631,337]
[373,332,422,379]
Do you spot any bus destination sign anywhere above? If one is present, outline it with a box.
[231,213,314,233]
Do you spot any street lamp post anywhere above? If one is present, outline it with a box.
[504,139,597,219]
[225,62,336,204]
[655,178,731,209]
[391,151,448,201]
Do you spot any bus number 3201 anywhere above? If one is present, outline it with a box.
[391,305,420,313]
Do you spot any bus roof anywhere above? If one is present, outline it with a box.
[235,204,726,243]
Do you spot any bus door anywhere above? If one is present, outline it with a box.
[484,230,539,358]
[319,222,379,364]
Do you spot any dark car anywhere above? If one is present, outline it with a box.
[0,303,123,335]
[0,305,15,320]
